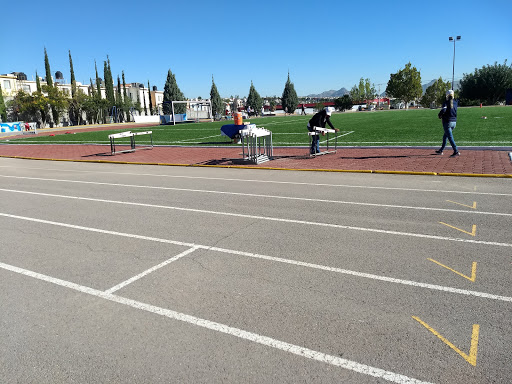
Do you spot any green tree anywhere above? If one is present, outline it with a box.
[142,87,148,115]
[44,48,53,87]
[43,48,59,125]
[210,76,224,117]
[162,69,186,114]
[385,62,422,108]
[68,50,79,124]
[364,78,376,103]
[122,71,130,121]
[69,50,76,97]
[0,84,7,122]
[459,61,512,105]
[68,89,88,125]
[117,76,122,105]
[148,80,154,115]
[43,84,69,125]
[269,98,276,112]
[104,58,115,107]
[246,81,263,115]
[8,90,50,127]
[281,72,298,115]
[420,77,451,108]
[334,94,352,111]
[35,70,41,92]
[350,78,376,104]
[315,102,325,112]
[95,61,102,97]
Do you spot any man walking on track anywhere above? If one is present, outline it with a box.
[307,107,339,154]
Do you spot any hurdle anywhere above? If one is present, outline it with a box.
[240,125,273,164]
[108,131,153,155]
[308,126,337,157]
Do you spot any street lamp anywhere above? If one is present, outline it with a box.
[449,35,461,90]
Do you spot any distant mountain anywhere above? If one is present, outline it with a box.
[422,79,460,94]
[307,81,460,99]
[307,87,349,98]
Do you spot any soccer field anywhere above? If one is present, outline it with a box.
[6,106,511,147]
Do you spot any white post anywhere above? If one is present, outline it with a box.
[172,101,175,126]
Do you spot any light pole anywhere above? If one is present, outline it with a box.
[449,35,461,90]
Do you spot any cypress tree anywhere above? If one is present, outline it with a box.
[95,61,101,98]
[246,81,263,115]
[148,80,153,115]
[44,48,53,87]
[162,69,186,114]
[89,78,96,97]
[210,75,223,117]
[116,75,122,104]
[122,71,128,100]
[104,58,115,106]
[281,71,298,115]
[35,70,41,92]
[0,84,7,122]
[143,87,148,115]
[69,50,76,97]
[122,71,129,122]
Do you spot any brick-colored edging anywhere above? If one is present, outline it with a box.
[2,154,511,178]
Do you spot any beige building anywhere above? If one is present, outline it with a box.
[1,72,165,121]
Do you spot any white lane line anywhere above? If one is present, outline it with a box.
[1,190,512,248]
[104,246,200,294]
[2,212,512,303]
[1,177,510,217]
[0,260,433,384]
[1,166,509,196]
[176,134,222,143]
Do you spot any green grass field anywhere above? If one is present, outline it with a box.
[5,106,511,147]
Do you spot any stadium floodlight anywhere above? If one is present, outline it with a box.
[448,36,461,90]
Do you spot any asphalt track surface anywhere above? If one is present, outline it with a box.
[1,158,511,383]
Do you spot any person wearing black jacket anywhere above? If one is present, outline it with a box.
[435,90,460,157]
[307,107,339,154]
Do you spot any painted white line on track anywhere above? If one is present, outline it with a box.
[1,175,510,217]
[176,134,222,143]
[1,212,512,303]
[0,261,430,383]
[1,189,512,248]
[1,165,509,196]
[104,246,200,294]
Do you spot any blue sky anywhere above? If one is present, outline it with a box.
[1,0,510,98]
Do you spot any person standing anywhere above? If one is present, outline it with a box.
[307,107,339,154]
[435,90,460,157]
[301,104,306,115]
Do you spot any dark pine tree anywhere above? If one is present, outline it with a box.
[44,48,53,87]
[162,69,186,114]
[210,75,224,117]
[69,50,76,97]
[281,71,299,115]
[148,80,154,115]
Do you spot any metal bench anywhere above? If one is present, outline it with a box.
[108,131,153,155]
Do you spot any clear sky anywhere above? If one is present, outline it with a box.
[1,0,511,99]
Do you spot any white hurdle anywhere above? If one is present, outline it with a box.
[240,124,273,164]
[108,131,153,155]
[308,126,337,157]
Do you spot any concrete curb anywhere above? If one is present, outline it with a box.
[2,154,511,178]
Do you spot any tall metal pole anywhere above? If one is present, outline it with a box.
[452,39,456,90]
[449,36,461,90]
